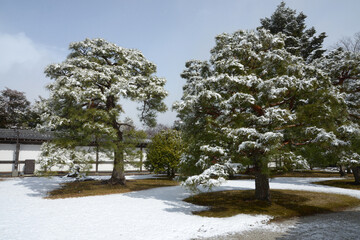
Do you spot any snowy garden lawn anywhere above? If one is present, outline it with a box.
[269,170,340,178]
[2,176,360,239]
[313,179,360,190]
[47,177,178,199]
[185,189,360,220]
[231,170,341,180]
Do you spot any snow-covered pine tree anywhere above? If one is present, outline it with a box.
[259,1,326,63]
[174,29,349,201]
[39,38,167,185]
[315,48,360,183]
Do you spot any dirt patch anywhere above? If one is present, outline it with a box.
[47,177,179,199]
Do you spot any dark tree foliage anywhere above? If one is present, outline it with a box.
[259,1,326,63]
[0,88,38,128]
[145,129,183,178]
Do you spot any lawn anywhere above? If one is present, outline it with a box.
[313,179,360,190]
[230,170,341,180]
[47,177,179,199]
[269,170,340,178]
[184,189,360,220]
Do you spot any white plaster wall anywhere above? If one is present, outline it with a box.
[0,164,12,172]
[0,144,148,173]
[19,145,41,160]
[0,144,15,160]
[0,144,15,172]
[97,164,114,172]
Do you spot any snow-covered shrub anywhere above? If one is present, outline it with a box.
[38,142,93,174]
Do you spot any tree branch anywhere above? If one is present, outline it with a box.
[350,113,360,119]
[251,104,264,116]
[102,56,117,66]
[275,124,302,130]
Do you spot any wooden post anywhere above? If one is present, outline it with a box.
[12,129,20,177]
[95,144,99,173]
[139,145,143,172]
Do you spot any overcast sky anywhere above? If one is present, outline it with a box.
[0,0,359,128]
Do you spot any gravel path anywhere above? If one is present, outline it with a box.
[198,207,360,240]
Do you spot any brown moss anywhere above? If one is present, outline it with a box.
[313,179,360,190]
[184,190,360,220]
[47,178,178,199]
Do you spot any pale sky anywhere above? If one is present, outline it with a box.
[0,0,359,128]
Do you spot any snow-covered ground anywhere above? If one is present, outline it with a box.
[0,176,359,240]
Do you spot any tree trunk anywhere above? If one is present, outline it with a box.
[109,124,126,185]
[170,168,176,179]
[167,168,170,178]
[339,165,346,177]
[107,96,126,185]
[352,166,360,185]
[255,171,270,201]
[109,146,126,185]
[254,158,270,202]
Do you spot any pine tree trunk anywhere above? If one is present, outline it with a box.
[352,166,360,185]
[255,171,270,201]
[109,121,126,185]
[254,158,271,202]
[109,146,126,185]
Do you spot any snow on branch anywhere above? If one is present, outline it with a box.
[182,164,230,192]
[305,127,348,146]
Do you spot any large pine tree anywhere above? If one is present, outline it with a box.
[39,38,167,184]
[175,29,350,201]
[259,1,326,63]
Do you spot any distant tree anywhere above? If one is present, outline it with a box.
[259,1,326,62]
[38,38,167,185]
[333,32,360,53]
[145,123,170,138]
[174,29,350,201]
[145,129,183,178]
[0,88,35,128]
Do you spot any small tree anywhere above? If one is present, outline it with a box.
[145,129,183,178]
[39,38,167,185]
[145,123,170,138]
[259,1,326,63]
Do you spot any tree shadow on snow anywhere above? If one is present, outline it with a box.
[15,177,65,197]
[124,184,252,215]
[270,177,339,186]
